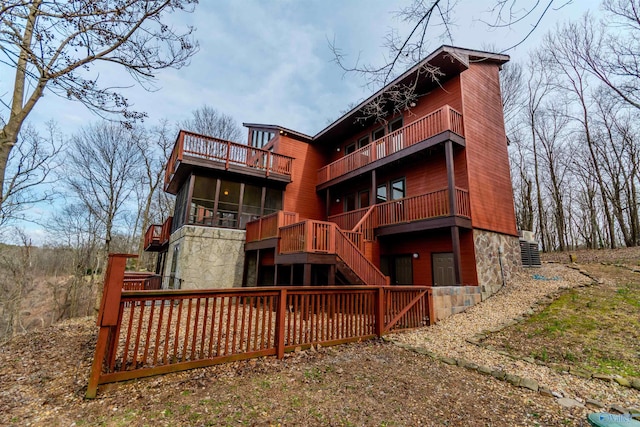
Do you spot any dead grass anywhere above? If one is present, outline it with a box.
[483,263,640,379]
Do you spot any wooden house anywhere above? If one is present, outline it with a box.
[144,45,521,320]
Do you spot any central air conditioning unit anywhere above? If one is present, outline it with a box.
[519,230,541,268]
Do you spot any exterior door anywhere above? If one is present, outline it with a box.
[432,252,455,286]
[381,254,413,285]
[394,256,413,285]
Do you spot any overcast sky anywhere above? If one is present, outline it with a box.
[0,0,602,243]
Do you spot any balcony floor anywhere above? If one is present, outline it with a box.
[375,215,471,237]
[317,131,465,191]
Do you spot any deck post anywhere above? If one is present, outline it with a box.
[303,263,312,286]
[275,288,287,359]
[451,226,462,285]
[445,140,457,216]
[375,287,385,337]
[87,253,134,398]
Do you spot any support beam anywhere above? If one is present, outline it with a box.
[451,226,462,285]
[326,188,330,219]
[303,263,312,286]
[328,264,336,285]
[445,140,457,215]
[255,249,261,286]
[273,263,278,286]
[371,169,377,205]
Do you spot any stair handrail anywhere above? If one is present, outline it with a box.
[351,205,376,241]
[334,226,390,286]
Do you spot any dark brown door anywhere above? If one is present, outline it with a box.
[432,252,455,286]
[381,255,413,285]
[394,256,413,285]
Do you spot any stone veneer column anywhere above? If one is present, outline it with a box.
[163,225,246,289]
[473,229,522,300]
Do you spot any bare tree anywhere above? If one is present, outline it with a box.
[330,0,572,122]
[0,0,198,213]
[0,122,60,226]
[576,3,640,110]
[180,105,243,142]
[64,122,143,255]
[0,229,34,342]
[544,23,618,248]
[47,203,103,321]
[135,120,175,267]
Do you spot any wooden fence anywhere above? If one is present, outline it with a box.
[87,254,433,397]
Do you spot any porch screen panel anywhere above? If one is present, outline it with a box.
[240,184,262,229]
[190,176,217,226]
[264,187,283,216]
[217,180,241,228]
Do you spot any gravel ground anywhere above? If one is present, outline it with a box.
[389,264,640,416]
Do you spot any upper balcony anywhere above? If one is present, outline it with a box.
[165,130,294,194]
[317,105,464,189]
[144,216,173,252]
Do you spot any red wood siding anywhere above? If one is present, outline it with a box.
[275,135,327,220]
[403,148,468,197]
[327,147,468,219]
[328,76,463,163]
[379,228,478,286]
[460,63,518,236]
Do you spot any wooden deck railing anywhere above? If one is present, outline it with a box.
[143,217,173,250]
[165,131,294,189]
[245,211,300,243]
[123,272,163,291]
[279,220,388,286]
[327,206,370,231]
[87,254,432,397]
[328,188,470,241]
[317,105,464,185]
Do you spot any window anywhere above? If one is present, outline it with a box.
[359,190,370,208]
[389,118,404,152]
[264,187,283,215]
[344,143,356,155]
[372,127,385,141]
[358,135,370,148]
[391,178,405,200]
[344,193,356,212]
[168,244,180,289]
[251,130,275,149]
[376,184,387,204]
[389,117,403,132]
[376,178,405,204]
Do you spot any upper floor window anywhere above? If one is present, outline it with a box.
[358,135,370,148]
[251,130,275,149]
[389,117,403,133]
[372,127,385,141]
[391,178,405,200]
[376,178,406,204]
[344,143,356,155]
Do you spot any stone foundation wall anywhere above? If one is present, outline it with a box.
[473,229,521,300]
[163,226,245,290]
[431,286,482,322]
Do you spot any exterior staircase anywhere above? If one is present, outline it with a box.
[245,211,389,286]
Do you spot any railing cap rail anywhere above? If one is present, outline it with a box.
[180,129,296,161]
[121,284,434,298]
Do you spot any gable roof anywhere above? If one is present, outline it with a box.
[244,45,509,145]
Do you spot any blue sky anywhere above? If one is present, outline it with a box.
[0,0,602,243]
